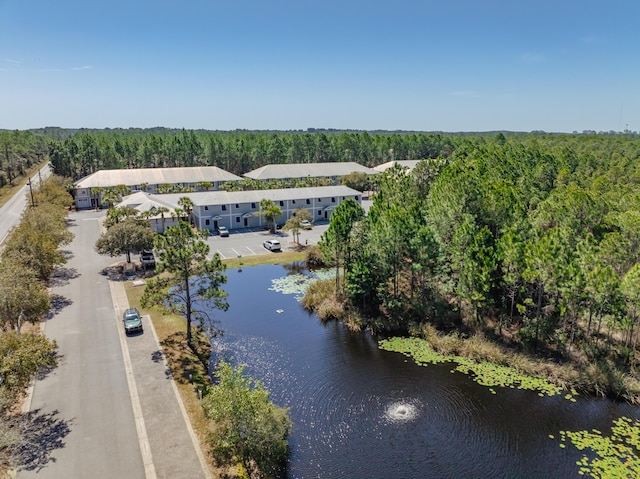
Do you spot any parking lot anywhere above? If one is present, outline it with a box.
[204,221,330,260]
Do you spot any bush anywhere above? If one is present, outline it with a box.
[202,361,291,478]
[304,245,325,268]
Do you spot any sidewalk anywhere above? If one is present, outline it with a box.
[109,279,211,479]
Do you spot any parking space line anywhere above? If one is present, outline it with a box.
[215,249,226,259]
[246,247,257,255]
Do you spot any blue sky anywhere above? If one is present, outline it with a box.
[1,0,638,132]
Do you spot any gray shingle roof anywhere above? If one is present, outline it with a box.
[244,162,377,180]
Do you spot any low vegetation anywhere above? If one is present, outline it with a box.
[555,416,640,478]
[378,335,576,398]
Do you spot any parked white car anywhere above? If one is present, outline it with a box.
[263,239,281,251]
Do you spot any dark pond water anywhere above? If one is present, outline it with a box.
[206,264,639,479]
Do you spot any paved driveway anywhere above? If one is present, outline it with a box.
[205,222,329,260]
[19,212,145,479]
[18,210,210,479]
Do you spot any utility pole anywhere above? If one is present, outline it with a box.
[27,177,35,207]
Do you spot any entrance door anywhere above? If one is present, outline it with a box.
[244,217,248,227]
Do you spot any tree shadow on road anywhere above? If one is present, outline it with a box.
[35,351,64,382]
[49,294,73,317]
[99,265,127,282]
[13,409,74,473]
[49,266,80,288]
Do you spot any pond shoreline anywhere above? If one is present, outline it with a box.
[130,257,640,478]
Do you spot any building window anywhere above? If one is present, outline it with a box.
[306,199,310,205]
[204,206,209,210]
[251,202,256,209]
[222,205,227,211]
[318,198,322,202]
[236,216,240,223]
[331,197,336,203]
[279,200,284,206]
[317,210,322,215]
[205,219,210,225]
[235,204,239,209]
[292,200,296,204]
[355,196,360,201]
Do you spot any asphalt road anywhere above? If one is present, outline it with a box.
[0,164,52,246]
[18,211,146,478]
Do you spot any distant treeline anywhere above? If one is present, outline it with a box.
[0,130,49,188]
[2,126,639,187]
[45,129,460,180]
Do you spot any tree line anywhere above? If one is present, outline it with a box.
[0,175,74,472]
[0,130,49,188]
[318,132,640,400]
[45,128,457,179]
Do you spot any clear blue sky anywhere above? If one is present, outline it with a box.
[1,0,638,133]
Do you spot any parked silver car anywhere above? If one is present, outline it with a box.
[123,308,143,335]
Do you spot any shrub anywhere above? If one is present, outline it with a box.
[202,361,291,478]
[304,245,325,268]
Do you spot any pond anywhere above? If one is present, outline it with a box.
[207,264,639,479]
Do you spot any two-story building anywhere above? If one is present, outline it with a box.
[243,162,377,183]
[117,185,362,234]
[73,166,242,210]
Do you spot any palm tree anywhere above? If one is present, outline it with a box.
[172,207,184,223]
[89,187,102,209]
[257,199,282,233]
[156,206,170,233]
[178,197,195,226]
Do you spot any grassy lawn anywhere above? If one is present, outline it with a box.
[124,249,308,476]
[222,248,306,268]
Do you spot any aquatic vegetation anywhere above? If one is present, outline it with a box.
[557,417,640,478]
[269,270,335,301]
[378,336,573,398]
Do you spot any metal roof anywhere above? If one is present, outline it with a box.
[244,162,378,180]
[75,166,242,188]
[117,192,178,219]
[373,160,422,172]
[163,185,362,207]
[122,185,362,210]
